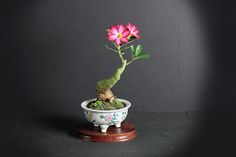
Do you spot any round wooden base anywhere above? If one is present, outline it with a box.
[77,122,137,142]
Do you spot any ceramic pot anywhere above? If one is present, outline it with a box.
[81,98,131,132]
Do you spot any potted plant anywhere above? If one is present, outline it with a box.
[81,23,150,132]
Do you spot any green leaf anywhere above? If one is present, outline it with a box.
[135,44,143,56]
[137,52,150,59]
[130,45,135,57]
[130,45,135,53]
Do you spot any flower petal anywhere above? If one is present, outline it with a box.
[115,38,121,46]
[108,34,117,41]
[127,23,132,30]
[118,25,127,33]
[122,30,130,37]
[134,34,141,39]
[120,37,128,42]
[110,26,118,34]
[131,25,137,32]
[132,30,140,35]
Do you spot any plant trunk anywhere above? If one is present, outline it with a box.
[96,60,126,102]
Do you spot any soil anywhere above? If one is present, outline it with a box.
[87,99,125,110]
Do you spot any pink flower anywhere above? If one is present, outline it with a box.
[108,25,130,46]
[105,114,113,122]
[127,23,140,39]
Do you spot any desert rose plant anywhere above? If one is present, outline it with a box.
[88,23,150,110]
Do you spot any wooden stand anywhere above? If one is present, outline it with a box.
[77,122,137,142]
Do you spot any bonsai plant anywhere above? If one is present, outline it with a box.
[81,23,149,132]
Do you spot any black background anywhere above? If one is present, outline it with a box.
[2,0,209,112]
[2,0,236,157]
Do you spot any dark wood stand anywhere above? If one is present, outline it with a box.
[77,122,137,142]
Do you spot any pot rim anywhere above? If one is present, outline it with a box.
[81,98,131,113]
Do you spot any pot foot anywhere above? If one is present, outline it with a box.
[100,125,109,133]
[115,123,121,128]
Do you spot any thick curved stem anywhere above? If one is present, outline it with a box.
[96,59,126,93]
[96,45,128,101]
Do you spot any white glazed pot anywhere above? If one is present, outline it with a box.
[81,98,131,132]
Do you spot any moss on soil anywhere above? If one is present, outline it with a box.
[87,98,125,110]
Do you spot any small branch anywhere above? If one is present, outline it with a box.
[117,46,126,63]
[126,58,137,66]
[121,46,131,51]
[105,45,118,53]
[120,39,136,48]
[111,42,127,63]
[112,42,119,49]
